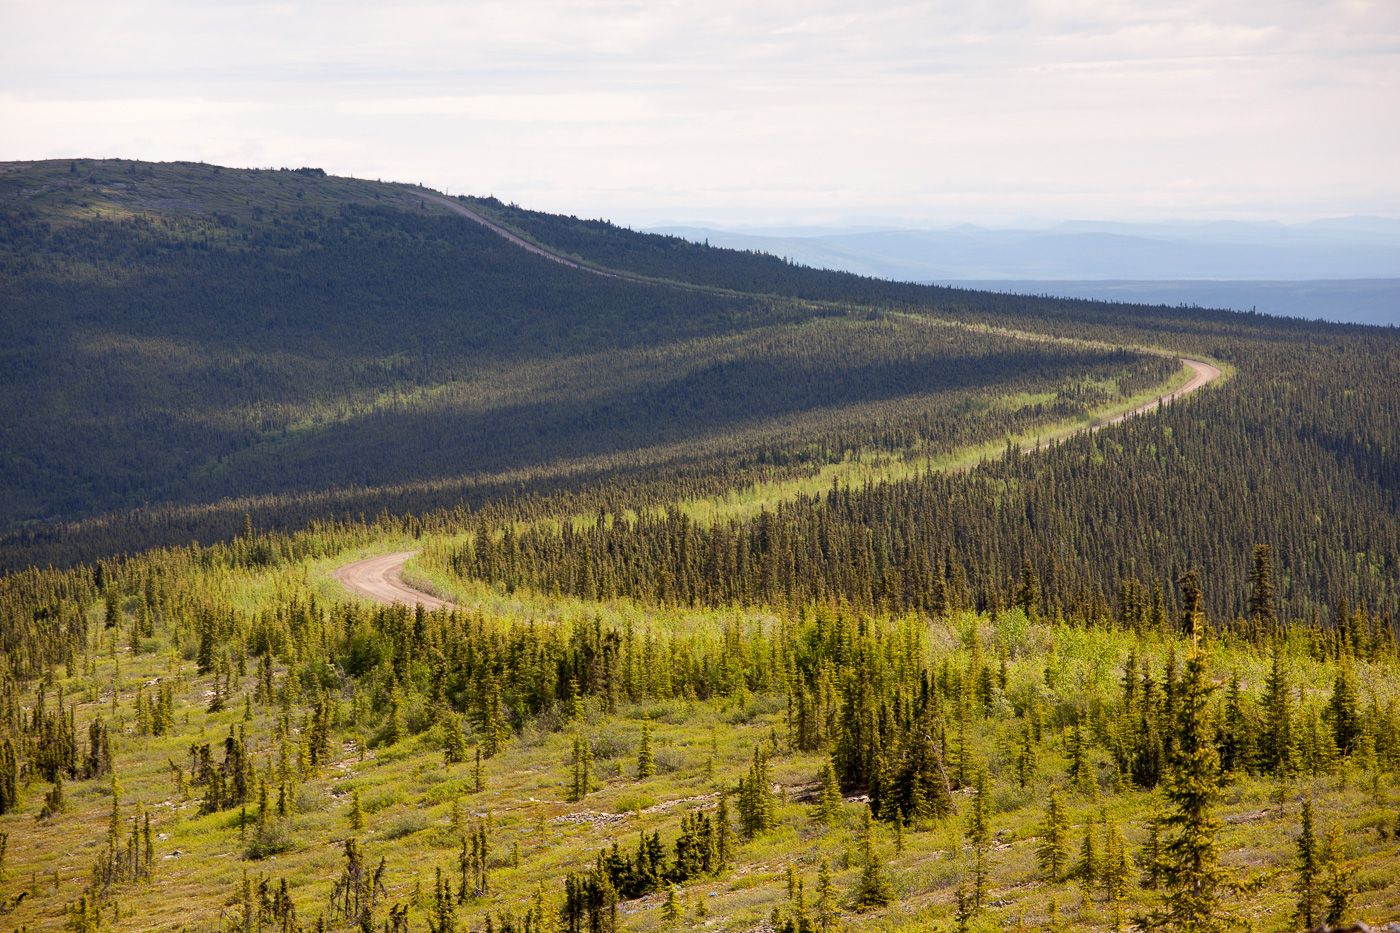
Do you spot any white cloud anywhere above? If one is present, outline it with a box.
[2,0,1397,225]
[334,93,658,123]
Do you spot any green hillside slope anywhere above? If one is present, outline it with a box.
[0,160,1171,550]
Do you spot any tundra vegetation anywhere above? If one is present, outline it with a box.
[0,160,1398,931]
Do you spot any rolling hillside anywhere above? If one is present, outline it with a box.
[1,159,1174,556]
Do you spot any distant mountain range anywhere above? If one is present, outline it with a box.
[650,217,1400,283]
[648,218,1400,325]
[940,279,1400,327]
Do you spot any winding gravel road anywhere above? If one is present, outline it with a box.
[1105,357,1221,426]
[332,192,1225,610]
[332,550,454,610]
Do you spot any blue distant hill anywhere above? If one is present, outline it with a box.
[651,218,1400,324]
[942,279,1400,327]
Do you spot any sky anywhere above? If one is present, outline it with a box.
[3,0,1400,228]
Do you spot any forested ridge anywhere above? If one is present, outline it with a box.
[3,159,1171,560]
[1,158,1399,931]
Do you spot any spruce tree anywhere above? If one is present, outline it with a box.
[852,808,892,910]
[427,866,456,933]
[1103,822,1131,933]
[1015,722,1038,789]
[1326,662,1360,756]
[1068,721,1094,793]
[1140,816,1163,890]
[384,688,404,747]
[0,738,17,815]
[1262,643,1295,781]
[1219,671,1255,774]
[478,673,508,757]
[715,792,734,870]
[1016,559,1042,622]
[1143,573,1229,931]
[889,699,954,825]
[1077,814,1098,890]
[966,769,991,913]
[349,789,365,832]
[816,859,836,932]
[570,734,596,802]
[814,759,843,828]
[737,746,778,837]
[1320,824,1356,927]
[1294,796,1319,929]
[39,774,65,820]
[636,722,656,780]
[443,712,469,765]
[1036,789,1071,881]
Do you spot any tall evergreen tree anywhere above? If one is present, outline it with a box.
[814,760,844,828]
[0,738,17,815]
[1036,789,1071,881]
[1320,824,1356,927]
[1142,574,1229,931]
[1015,722,1038,789]
[570,734,596,802]
[1068,721,1094,793]
[1077,814,1099,890]
[816,859,836,932]
[1103,822,1131,933]
[1016,559,1042,622]
[636,722,656,780]
[1294,796,1319,929]
[965,770,991,913]
[852,808,892,910]
[1261,644,1295,783]
[443,712,469,765]
[1218,671,1255,774]
[1326,663,1360,756]
[737,746,778,837]
[715,793,734,871]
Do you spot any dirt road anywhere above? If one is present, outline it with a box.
[332,358,1221,610]
[1104,357,1222,427]
[331,550,453,610]
[409,188,678,286]
[332,195,1225,610]
[411,189,598,273]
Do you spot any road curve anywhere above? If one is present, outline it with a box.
[333,359,1221,610]
[332,196,1224,610]
[1103,357,1221,427]
[331,550,453,610]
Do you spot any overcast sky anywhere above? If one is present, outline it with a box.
[4,0,1399,227]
